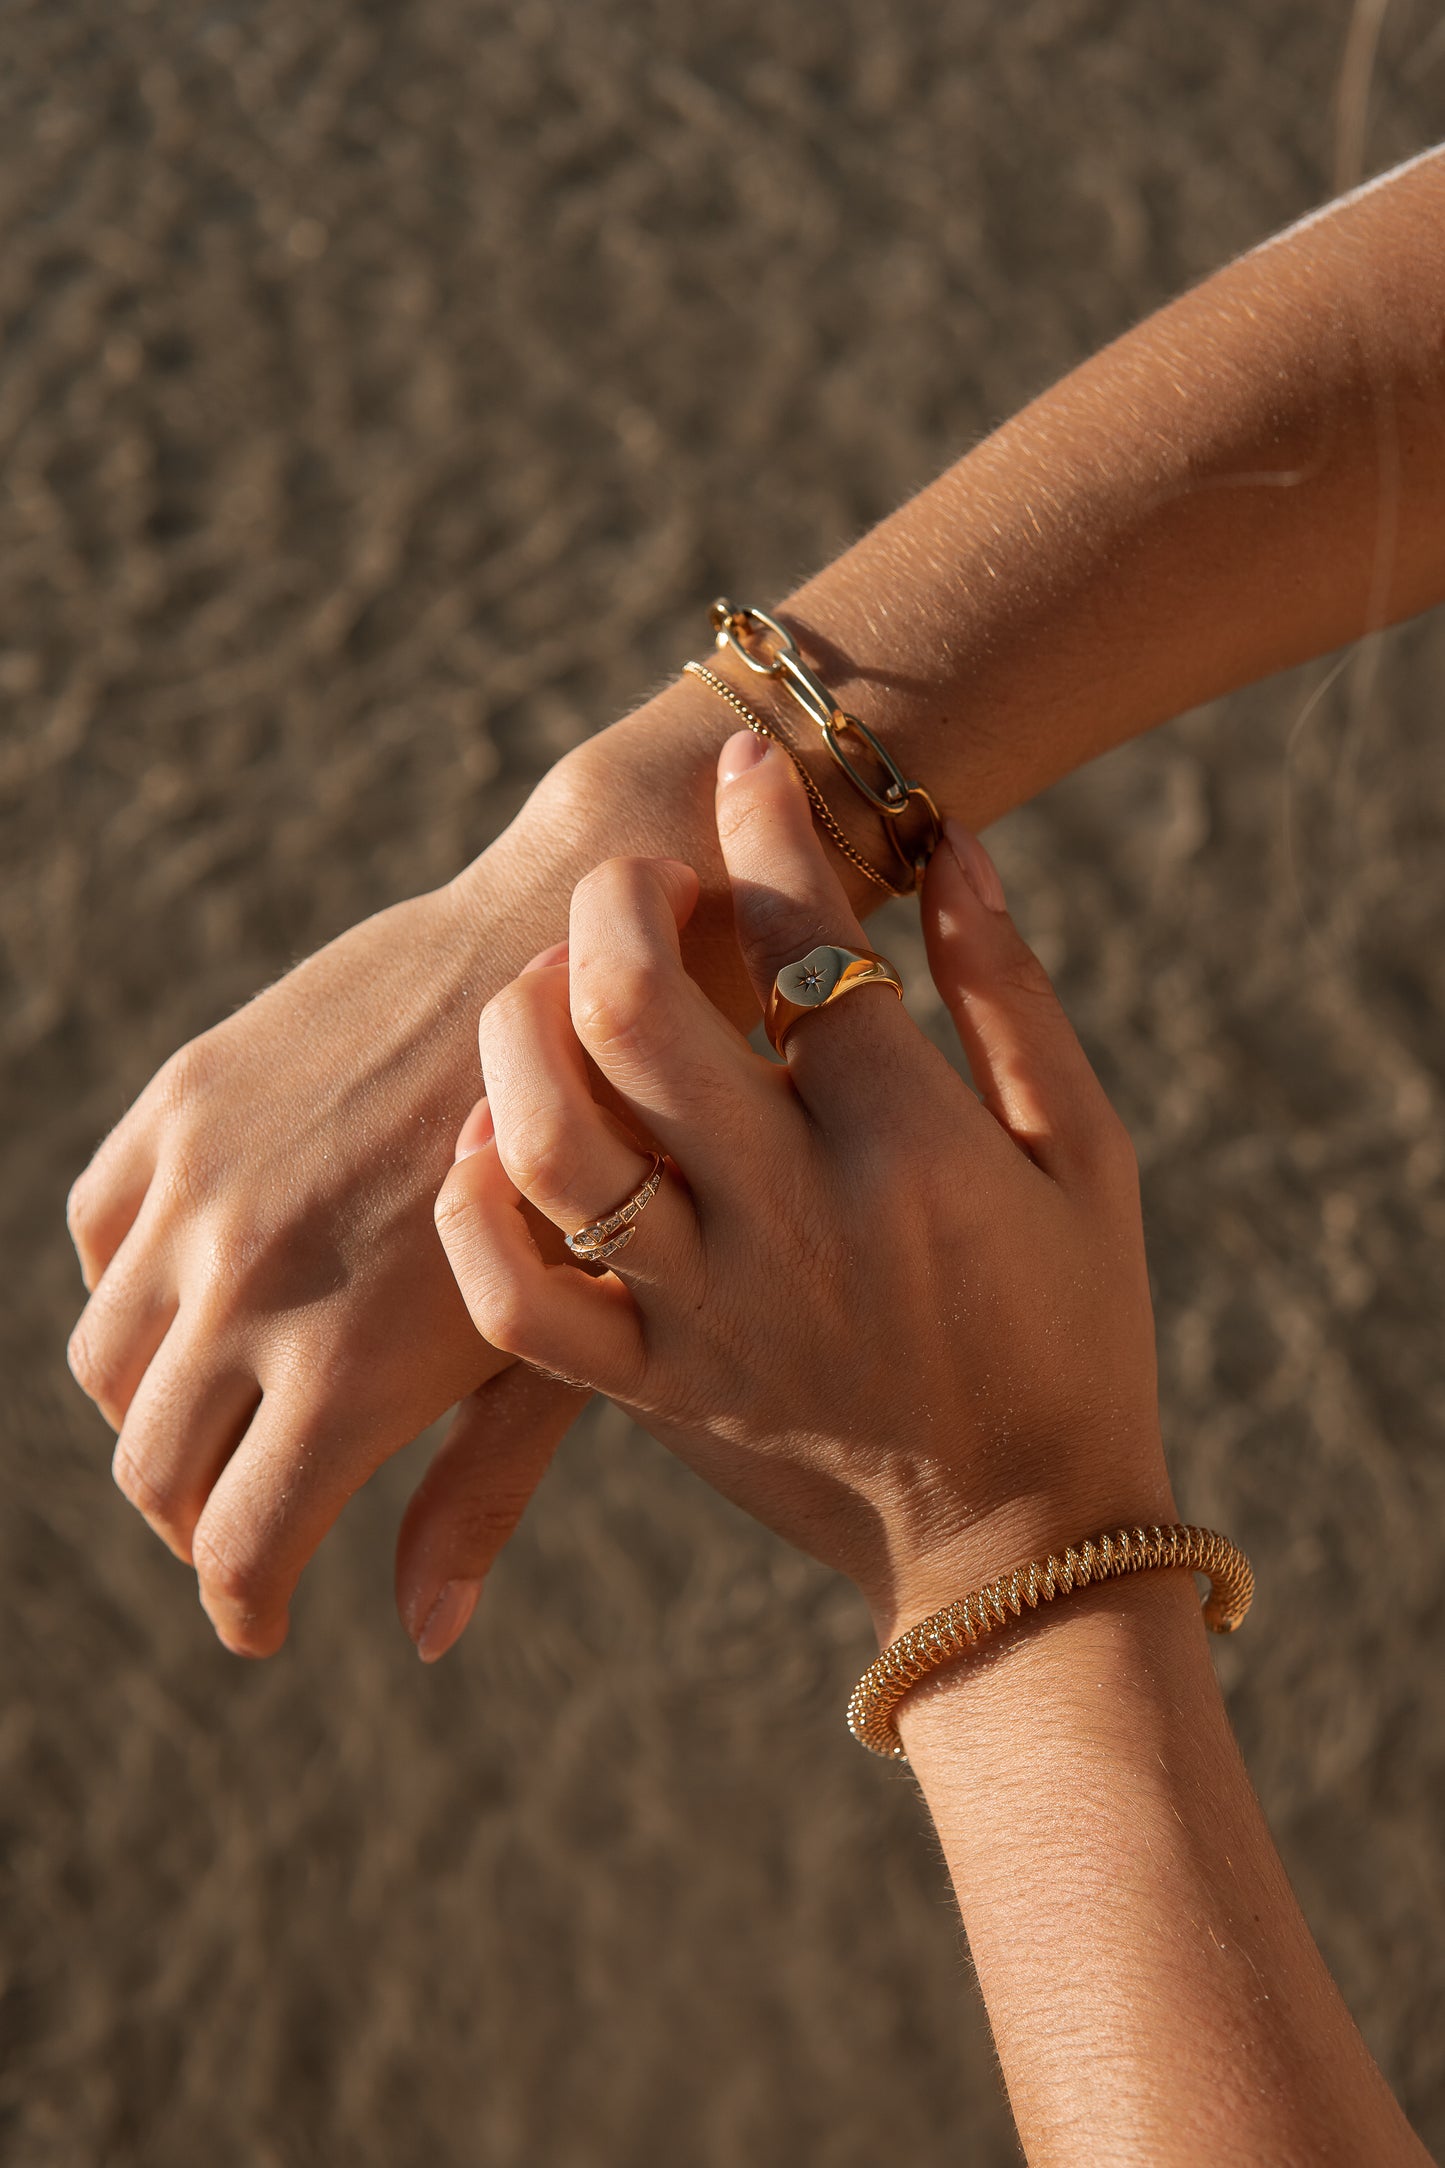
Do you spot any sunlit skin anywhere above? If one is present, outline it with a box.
[431,734,1431,2166]
[64,149,1445,1659]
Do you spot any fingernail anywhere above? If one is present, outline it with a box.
[943,820,1007,913]
[718,729,769,785]
[416,1577,482,1663]
[520,941,569,975]
[453,1097,494,1163]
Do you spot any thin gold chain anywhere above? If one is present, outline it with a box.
[683,661,908,897]
[848,1522,1255,1762]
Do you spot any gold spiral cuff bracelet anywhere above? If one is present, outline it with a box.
[848,1522,1253,1762]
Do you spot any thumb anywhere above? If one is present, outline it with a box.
[396,1362,589,1662]
[713,732,916,1124]
[714,730,869,1014]
[922,822,1126,1185]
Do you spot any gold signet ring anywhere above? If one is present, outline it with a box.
[564,1153,664,1265]
[764,945,904,1054]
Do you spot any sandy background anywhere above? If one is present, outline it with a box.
[2,2,1444,2162]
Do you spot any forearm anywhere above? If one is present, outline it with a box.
[563,147,1445,929]
[785,146,1445,832]
[898,1573,1428,2166]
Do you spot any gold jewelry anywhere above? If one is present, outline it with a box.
[708,599,944,885]
[564,1153,664,1265]
[764,945,905,1054]
[683,662,909,898]
[848,1522,1254,1762]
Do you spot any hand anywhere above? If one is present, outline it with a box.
[434,732,1175,1641]
[64,772,602,1658]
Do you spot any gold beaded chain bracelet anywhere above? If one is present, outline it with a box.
[685,598,943,895]
[848,1522,1254,1763]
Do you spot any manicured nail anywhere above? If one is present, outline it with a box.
[416,1577,482,1663]
[943,820,1007,913]
[718,729,769,785]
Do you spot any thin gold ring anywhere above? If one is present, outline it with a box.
[564,1153,664,1264]
[764,945,904,1054]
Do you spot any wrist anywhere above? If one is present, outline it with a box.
[443,689,723,980]
[896,1516,1416,2167]
[583,665,902,921]
[896,1556,1209,1758]
[863,1434,1177,1648]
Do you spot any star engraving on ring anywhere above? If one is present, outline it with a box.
[797,964,826,995]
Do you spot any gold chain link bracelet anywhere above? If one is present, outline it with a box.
[683,661,909,896]
[686,598,943,892]
[848,1522,1254,1762]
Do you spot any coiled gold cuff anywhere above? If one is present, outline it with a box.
[848,1522,1254,1762]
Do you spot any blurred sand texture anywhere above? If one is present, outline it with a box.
[2,2,1444,2162]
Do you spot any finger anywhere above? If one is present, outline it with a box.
[67,1120,158,1293]
[435,1136,643,1395]
[479,963,702,1294]
[922,822,1131,1184]
[395,1364,590,1662]
[66,1211,178,1430]
[567,854,762,1171]
[187,1390,361,1657]
[454,1093,496,1162]
[713,731,916,1116]
[111,1330,262,1563]
[186,1311,511,1658]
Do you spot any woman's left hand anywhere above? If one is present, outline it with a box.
[433,731,1175,1646]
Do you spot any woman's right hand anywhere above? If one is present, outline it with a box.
[435,732,1177,1642]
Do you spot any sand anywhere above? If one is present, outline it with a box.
[2,1,1443,2161]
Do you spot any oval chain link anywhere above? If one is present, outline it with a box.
[707,600,943,881]
[682,662,909,896]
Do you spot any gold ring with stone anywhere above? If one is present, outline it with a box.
[764,945,904,1055]
[564,1153,664,1264]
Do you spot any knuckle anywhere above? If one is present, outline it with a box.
[478,973,531,1054]
[433,1170,489,1257]
[481,1260,546,1357]
[152,1147,205,1217]
[180,1233,259,1328]
[111,1439,158,1512]
[432,1182,534,1354]
[571,953,672,1061]
[738,885,823,974]
[67,1317,123,1419]
[271,1332,361,1413]
[192,1523,271,1621]
[112,1443,194,1551]
[65,1170,99,1244]
[158,1034,218,1113]
[499,1105,574,1205]
[443,1487,535,1564]
[433,1175,477,1243]
[713,778,771,849]
[467,1278,532,1359]
[1085,1104,1139,1185]
[573,855,648,914]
